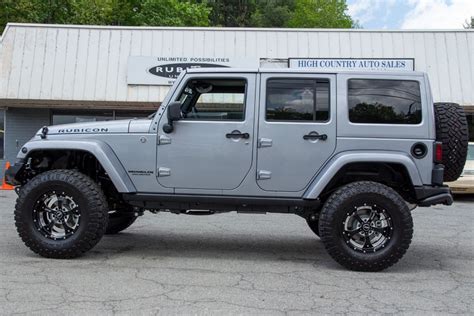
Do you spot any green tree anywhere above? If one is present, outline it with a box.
[136,0,210,26]
[69,0,141,25]
[1,0,358,33]
[0,0,140,33]
[250,0,295,28]
[1,0,22,33]
[204,0,256,27]
[0,0,74,30]
[287,0,355,28]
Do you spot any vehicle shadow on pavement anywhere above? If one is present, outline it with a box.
[84,230,417,272]
[90,231,463,273]
[93,230,343,267]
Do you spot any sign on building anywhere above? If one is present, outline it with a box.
[128,56,258,85]
[289,58,415,72]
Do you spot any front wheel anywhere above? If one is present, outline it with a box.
[319,181,413,272]
[14,170,109,259]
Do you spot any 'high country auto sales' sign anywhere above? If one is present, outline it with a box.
[289,58,415,72]
[127,56,257,85]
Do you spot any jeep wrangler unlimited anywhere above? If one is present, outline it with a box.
[6,69,468,271]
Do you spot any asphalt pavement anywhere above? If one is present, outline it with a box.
[0,190,473,315]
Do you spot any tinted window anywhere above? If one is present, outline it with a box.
[266,79,330,122]
[177,79,246,121]
[348,79,422,124]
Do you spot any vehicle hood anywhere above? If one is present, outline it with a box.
[39,119,132,136]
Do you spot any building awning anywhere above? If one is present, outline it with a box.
[0,99,159,111]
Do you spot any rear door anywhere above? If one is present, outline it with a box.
[256,73,337,192]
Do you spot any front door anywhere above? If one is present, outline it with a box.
[256,74,337,192]
[156,74,256,191]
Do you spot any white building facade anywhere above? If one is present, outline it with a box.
[1,23,473,174]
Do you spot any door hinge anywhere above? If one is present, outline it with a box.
[158,167,171,177]
[158,135,171,145]
[257,170,272,180]
[257,138,272,148]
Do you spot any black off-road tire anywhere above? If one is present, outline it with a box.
[319,181,413,272]
[14,170,109,259]
[105,211,137,235]
[434,102,469,182]
[306,218,320,237]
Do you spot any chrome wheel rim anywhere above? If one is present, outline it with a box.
[33,191,81,240]
[342,204,393,253]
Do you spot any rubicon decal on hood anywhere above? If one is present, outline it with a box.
[148,63,228,79]
[43,119,131,135]
[58,128,109,133]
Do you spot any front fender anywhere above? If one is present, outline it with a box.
[18,139,136,193]
[303,151,423,199]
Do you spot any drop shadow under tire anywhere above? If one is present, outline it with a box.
[105,212,137,235]
[306,218,320,237]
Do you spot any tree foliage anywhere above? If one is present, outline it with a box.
[205,0,257,27]
[136,0,210,26]
[287,0,354,28]
[0,0,141,30]
[249,0,296,28]
[0,0,357,34]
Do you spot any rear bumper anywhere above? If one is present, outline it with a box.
[415,185,453,206]
[4,162,25,186]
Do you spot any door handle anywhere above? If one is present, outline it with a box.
[303,132,327,141]
[226,131,250,139]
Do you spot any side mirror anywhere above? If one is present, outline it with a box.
[163,101,182,133]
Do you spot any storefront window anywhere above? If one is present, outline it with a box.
[466,112,474,142]
[0,109,4,159]
[52,110,113,125]
[52,110,150,125]
[115,111,153,120]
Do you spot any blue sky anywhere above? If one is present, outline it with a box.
[347,0,474,29]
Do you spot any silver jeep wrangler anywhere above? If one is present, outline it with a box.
[6,69,469,271]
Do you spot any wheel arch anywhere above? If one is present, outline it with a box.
[18,140,136,193]
[303,151,423,200]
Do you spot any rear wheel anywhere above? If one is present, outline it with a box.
[14,170,108,259]
[319,181,413,272]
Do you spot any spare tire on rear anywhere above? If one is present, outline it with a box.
[434,102,469,182]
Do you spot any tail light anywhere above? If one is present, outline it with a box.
[434,142,443,164]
